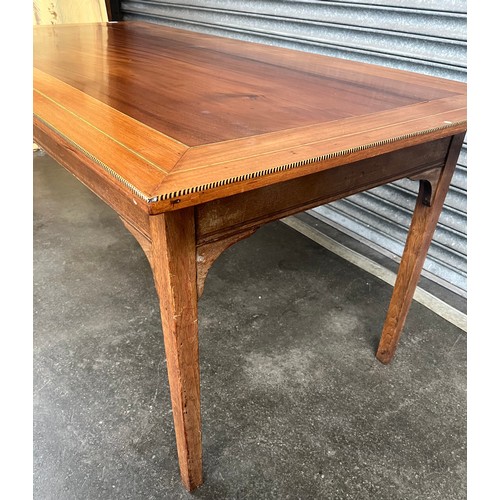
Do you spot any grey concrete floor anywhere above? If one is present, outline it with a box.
[33,151,466,499]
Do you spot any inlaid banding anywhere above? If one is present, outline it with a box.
[155,121,466,202]
[35,115,150,202]
[35,114,465,205]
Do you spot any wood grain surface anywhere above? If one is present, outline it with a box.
[149,209,203,490]
[33,22,466,212]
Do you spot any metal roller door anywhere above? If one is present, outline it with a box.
[119,0,467,296]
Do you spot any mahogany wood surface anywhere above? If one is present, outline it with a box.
[33,21,467,491]
[34,22,466,212]
[149,210,203,490]
[375,133,465,364]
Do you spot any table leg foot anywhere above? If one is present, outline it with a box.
[150,208,203,490]
[376,133,465,364]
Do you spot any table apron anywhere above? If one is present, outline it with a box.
[196,136,453,245]
[35,117,454,257]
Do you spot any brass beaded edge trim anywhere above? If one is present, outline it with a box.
[152,120,466,203]
[35,115,150,202]
[36,115,465,204]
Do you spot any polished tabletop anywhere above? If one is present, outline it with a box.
[33,21,466,212]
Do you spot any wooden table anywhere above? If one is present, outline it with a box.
[33,21,467,491]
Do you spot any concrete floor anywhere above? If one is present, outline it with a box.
[33,151,466,499]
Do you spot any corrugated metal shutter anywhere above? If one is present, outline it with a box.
[120,0,467,296]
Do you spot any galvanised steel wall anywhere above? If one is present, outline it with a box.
[121,0,467,295]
